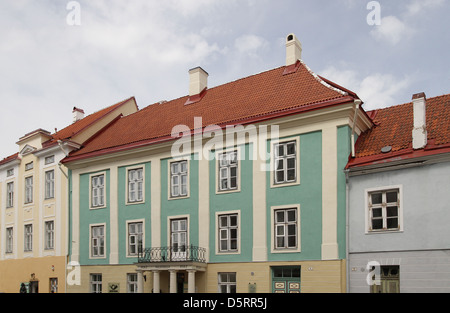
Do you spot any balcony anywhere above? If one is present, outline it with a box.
[138,245,207,264]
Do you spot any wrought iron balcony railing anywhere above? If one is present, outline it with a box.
[138,245,207,264]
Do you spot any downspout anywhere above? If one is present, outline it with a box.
[57,140,69,293]
[345,168,350,293]
[351,99,362,158]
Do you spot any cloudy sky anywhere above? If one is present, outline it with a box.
[1,0,449,158]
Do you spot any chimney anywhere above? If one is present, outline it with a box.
[412,92,427,150]
[72,107,85,123]
[285,33,302,66]
[189,67,209,97]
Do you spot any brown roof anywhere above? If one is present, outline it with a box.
[0,153,20,167]
[65,61,357,160]
[347,93,450,168]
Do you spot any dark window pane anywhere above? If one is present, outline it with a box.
[386,191,398,203]
[372,219,383,230]
[371,193,382,204]
[387,218,398,229]
[387,206,398,217]
[372,208,382,218]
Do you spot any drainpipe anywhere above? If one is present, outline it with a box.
[345,169,350,293]
[57,140,69,293]
[351,100,362,158]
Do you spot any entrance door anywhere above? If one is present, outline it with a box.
[272,266,301,293]
[171,219,187,261]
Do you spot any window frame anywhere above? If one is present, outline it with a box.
[127,220,144,257]
[24,175,33,204]
[6,181,14,208]
[44,220,55,250]
[217,149,240,193]
[45,170,55,199]
[24,224,33,252]
[169,159,189,199]
[90,172,106,209]
[90,224,106,258]
[126,167,145,204]
[218,272,237,293]
[270,205,301,253]
[270,138,300,188]
[90,273,102,293]
[365,185,403,233]
[127,273,138,293]
[6,227,13,254]
[216,212,240,254]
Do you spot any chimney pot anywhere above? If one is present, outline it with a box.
[189,67,209,97]
[412,92,427,150]
[285,33,302,66]
[72,107,85,123]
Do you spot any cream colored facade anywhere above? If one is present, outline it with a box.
[0,130,69,293]
[0,98,139,293]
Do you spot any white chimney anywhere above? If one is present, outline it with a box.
[189,67,208,97]
[73,107,85,123]
[412,92,427,150]
[285,33,302,66]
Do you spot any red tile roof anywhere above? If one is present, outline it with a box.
[347,93,450,168]
[0,153,20,167]
[64,61,358,161]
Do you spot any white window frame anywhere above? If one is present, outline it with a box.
[218,272,237,293]
[217,150,239,192]
[24,224,33,252]
[6,168,14,177]
[127,167,144,204]
[127,220,144,257]
[24,176,33,204]
[127,273,138,293]
[90,273,102,293]
[25,162,34,171]
[6,181,14,208]
[365,185,403,233]
[45,170,55,199]
[90,173,106,209]
[44,155,55,165]
[270,204,301,253]
[90,224,106,258]
[45,220,54,250]
[270,137,300,188]
[169,159,189,199]
[6,227,13,254]
[216,211,240,254]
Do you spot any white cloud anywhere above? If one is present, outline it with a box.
[406,0,444,16]
[370,15,413,45]
[320,66,411,110]
[234,35,269,58]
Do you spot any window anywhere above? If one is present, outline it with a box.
[45,221,54,250]
[370,266,400,293]
[25,176,33,204]
[45,155,55,165]
[218,214,238,252]
[91,174,105,207]
[128,222,143,256]
[170,160,188,198]
[368,188,400,232]
[49,278,58,293]
[45,170,55,199]
[128,168,143,203]
[127,273,138,293]
[6,168,14,177]
[90,274,102,293]
[218,273,236,293]
[24,224,33,252]
[25,162,33,171]
[218,151,238,191]
[273,141,297,184]
[6,227,13,253]
[274,208,297,249]
[6,182,14,208]
[91,225,105,257]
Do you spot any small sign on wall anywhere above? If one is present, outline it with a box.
[108,283,120,293]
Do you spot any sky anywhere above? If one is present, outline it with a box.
[1,0,449,158]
